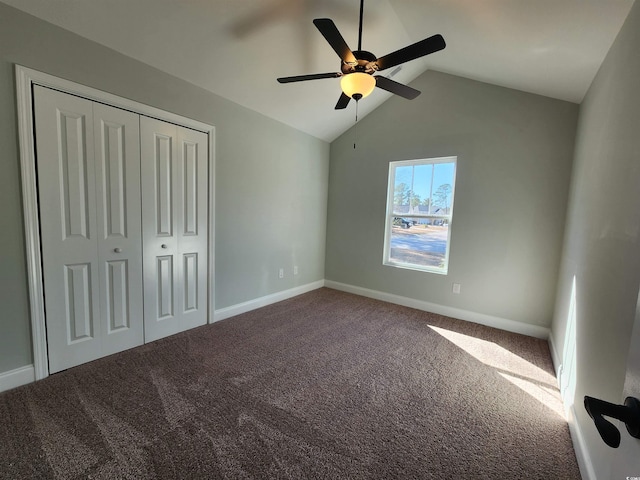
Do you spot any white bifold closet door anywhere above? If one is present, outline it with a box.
[34,86,144,373]
[140,117,208,342]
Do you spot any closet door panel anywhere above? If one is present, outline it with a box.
[154,133,175,237]
[141,118,208,342]
[64,263,95,341]
[34,86,102,373]
[182,252,199,312]
[141,117,179,341]
[105,259,129,331]
[156,254,175,319]
[141,119,177,247]
[177,127,208,324]
[93,103,144,355]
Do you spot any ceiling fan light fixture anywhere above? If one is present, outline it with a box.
[340,72,375,99]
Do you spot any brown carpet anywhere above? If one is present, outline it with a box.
[0,288,580,479]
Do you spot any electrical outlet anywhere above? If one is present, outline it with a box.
[279,268,284,279]
[452,283,461,294]
[293,265,299,275]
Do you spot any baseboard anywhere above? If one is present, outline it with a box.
[213,280,325,322]
[1,280,549,391]
[324,280,550,339]
[567,404,597,480]
[548,332,561,381]
[550,334,593,480]
[0,364,35,393]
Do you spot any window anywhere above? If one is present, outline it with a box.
[383,156,457,274]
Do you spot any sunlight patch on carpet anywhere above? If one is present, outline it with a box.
[428,325,565,418]
[497,372,565,417]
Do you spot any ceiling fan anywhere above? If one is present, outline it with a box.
[277,0,446,110]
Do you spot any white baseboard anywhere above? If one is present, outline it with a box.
[213,280,325,322]
[548,332,562,387]
[550,334,593,480]
[567,404,597,480]
[324,280,550,339]
[0,280,551,391]
[0,364,35,393]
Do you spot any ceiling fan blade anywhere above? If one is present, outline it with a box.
[335,92,351,110]
[375,34,446,71]
[277,72,341,83]
[313,18,357,64]
[375,76,421,100]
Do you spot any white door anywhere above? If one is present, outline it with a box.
[34,86,144,373]
[93,103,144,356]
[609,288,640,478]
[141,117,208,342]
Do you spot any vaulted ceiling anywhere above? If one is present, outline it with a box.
[4,0,634,142]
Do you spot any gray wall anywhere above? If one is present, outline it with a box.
[0,3,329,374]
[326,71,578,328]
[551,0,640,476]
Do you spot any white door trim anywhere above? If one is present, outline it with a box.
[15,65,216,381]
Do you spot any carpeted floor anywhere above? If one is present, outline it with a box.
[0,288,580,479]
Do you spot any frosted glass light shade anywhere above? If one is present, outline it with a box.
[340,72,376,99]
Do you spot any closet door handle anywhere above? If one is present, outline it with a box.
[113,247,122,253]
[161,244,168,249]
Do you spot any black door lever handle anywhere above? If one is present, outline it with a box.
[584,395,640,448]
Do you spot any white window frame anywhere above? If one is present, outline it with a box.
[383,156,457,275]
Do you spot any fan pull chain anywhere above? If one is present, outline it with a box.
[354,99,359,149]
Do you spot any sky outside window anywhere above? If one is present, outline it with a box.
[394,162,455,213]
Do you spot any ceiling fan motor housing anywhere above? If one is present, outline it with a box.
[341,50,378,75]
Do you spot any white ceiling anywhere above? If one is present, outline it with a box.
[4,0,634,142]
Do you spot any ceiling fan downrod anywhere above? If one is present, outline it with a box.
[358,0,364,51]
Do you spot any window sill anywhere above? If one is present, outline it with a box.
[383,260,448,276]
